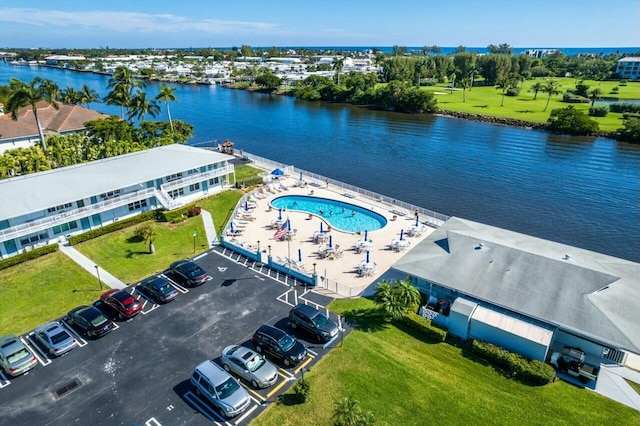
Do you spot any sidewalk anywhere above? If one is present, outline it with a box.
[595,364,640,411]
[58,243,127,290]
[201,209,217,247]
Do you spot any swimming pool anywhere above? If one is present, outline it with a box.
[271,195,387,233]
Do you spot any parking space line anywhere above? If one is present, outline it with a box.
[60,320,88,347]
[183,390,227,425]
[145,417,162,426]
[265,377,289,399]
[20,337,49,367]
[233,404,258,425]
[278,368,294,378]
[293,356,314,375]
[0,371,10,388]
[25,334,52,365]
[322,333,340,349]
[161,275,189,294]
[253,275,265,281]
[306,347,318,357]
[193,252,208,260]
[241,384,266,402]
[112,322,120,330]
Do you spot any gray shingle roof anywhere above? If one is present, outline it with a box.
[392,217,640,353]
[0,144,231,221]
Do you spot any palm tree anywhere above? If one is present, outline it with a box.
[468,65,478,91]
[495,75,512,107]
[542,80,562,111]
[459,77,470,102]
[529,82,544,100]
[106,66,145,118]
[5,77,59,151]
[332,396,362,426]
[155,84,178,131]
[127,90,160,122]
[60,87,84,105]
[589,88,602,107]
[394,278,421,312]
[80,84,100,108]
[104,86,131,119]
[333,57,345,86]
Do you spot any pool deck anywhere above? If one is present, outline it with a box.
[226,171,436,298]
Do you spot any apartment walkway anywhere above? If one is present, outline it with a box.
[58,242,127,289]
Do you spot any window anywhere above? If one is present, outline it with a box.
[189,183,200,192]
[52,221,79,235]
[47,203,73,213]
[209,177,220,185]
[127,200,148,212]
[99,190,121,200]
[168,188,184,199]
[165,173,183,182]
[76,199,85,208]
[187,168,199,175]
[19,231,49,246]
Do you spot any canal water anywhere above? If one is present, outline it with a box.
[2,64,638,262]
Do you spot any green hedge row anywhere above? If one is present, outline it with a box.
[159,201,201,223]
[589,106,609,117]
[68,211,157,245]
[397,312,448,342]
[0,243,59,271]
[236,176,264,188]
[471,340,556,386]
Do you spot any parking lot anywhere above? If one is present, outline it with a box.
[0,249,344,425]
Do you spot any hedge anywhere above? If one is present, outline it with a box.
[159,201,201,223]
[235,176,264,188]
[562,93,589,103]
[396,312,448,342]
[589,106,609,117]
[471,340,556,385]
[610,102,640,114]
[68,211,157,245]
[0,243,59,271]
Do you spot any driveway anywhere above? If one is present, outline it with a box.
[0,249,339,425]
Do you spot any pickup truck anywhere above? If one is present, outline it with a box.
[550,347,599,383]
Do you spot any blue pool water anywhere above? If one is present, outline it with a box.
[270,195,387,233]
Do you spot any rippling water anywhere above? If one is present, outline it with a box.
[2,64,638,261]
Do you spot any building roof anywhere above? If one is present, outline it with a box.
[617,57,640,63]
[0,101,110,142]
[0,144,231,221]
[471,305,554,347]
[392,217,640,353]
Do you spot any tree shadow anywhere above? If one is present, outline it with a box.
[474,105,489,108]
[276,393,305,406]
[341,308,388,333]
[126,235,144,243]
[221,279,236,287]
[126,249,150,258]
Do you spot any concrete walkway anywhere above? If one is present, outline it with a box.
[595,364,640,411]
[58,243,127,290]
[201,209,218,248]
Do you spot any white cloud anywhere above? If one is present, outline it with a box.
[0,8,278,34]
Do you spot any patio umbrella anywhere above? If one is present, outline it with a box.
[415,215,419,226]
[298,248,302,262]
[400,229,404,240]
[320,222,324,233]
[364,230,368,241]
[299,171,303,181]
[329,235,333,248]
[230,222,235,233]
[244,201,249,212]
[271,168,284,176]
[366,251,370,264]
[287,219,292,231]
[278,208,282,220]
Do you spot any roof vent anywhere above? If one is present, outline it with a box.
[563,254,571,260]
[475,242,484,250]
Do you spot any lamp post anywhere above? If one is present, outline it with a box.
[193,231,197,253]
[95,265,103,291]
[268,245,271,256]
[257,240,261,252]
[313,262,317,274]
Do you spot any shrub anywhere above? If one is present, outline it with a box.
[620,79,628,86]
[562,93,589,103]
[235,176,263,188]
[68,211,157,245]
[506,87,520,96]
[610,86,619,94]
[471,340,556,385]
[622,112,640,119]
[0,243,59,271]
[293,377,310,403]
[160,202,200,222]
[548,106,599,135]
[610,102,640,114]
[589,105,609,117]
[420,78,439,87]
[617,117,640,142]
[396,312,447,342]
[187,206,202,217]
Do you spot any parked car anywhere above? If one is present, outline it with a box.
[288,304,339,342]
[33,322,77,356]
[170,259,209,287]
[137,276,178,303]
[252,325,307,367]
[221,345,278,389]
[100,289,142,320]
[66,306,115,338]
[191,360,251,418]
[0,335,37,376]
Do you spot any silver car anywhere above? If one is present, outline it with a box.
[34,322,77,357]
[0,335,37,377]
[221,345,279,389]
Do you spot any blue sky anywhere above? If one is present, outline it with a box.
[0,0,638,48]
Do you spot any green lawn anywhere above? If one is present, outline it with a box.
[234,164,264,181]
[75,190,243,284]
[0,252,102,336]
[425,78,640,133]
[252,298,638,426]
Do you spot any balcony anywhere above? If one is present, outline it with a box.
[161,164,234,192]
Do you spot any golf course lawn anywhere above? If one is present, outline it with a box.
[423,78,640,133]
[252,298,638,426]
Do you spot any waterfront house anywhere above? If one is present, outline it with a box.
[616,57,640,80]
[0,101,110,154]
[0,144,235,258]
[392,217,640,371]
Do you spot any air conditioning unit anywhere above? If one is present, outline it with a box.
[602,347,610,356]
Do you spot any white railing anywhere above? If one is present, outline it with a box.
[161,165,235,192]
[0,188,157,243]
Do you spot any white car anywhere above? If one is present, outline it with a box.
[220,345,278,389]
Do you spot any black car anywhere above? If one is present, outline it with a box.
[169,259,209,287]
[67,306,116,338]
[137,276,179,303]
[288,304,339,342]
[252,325,307,367]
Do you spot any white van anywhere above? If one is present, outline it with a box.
[191,360,251,418]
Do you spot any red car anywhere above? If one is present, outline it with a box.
[100,289,142,320]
